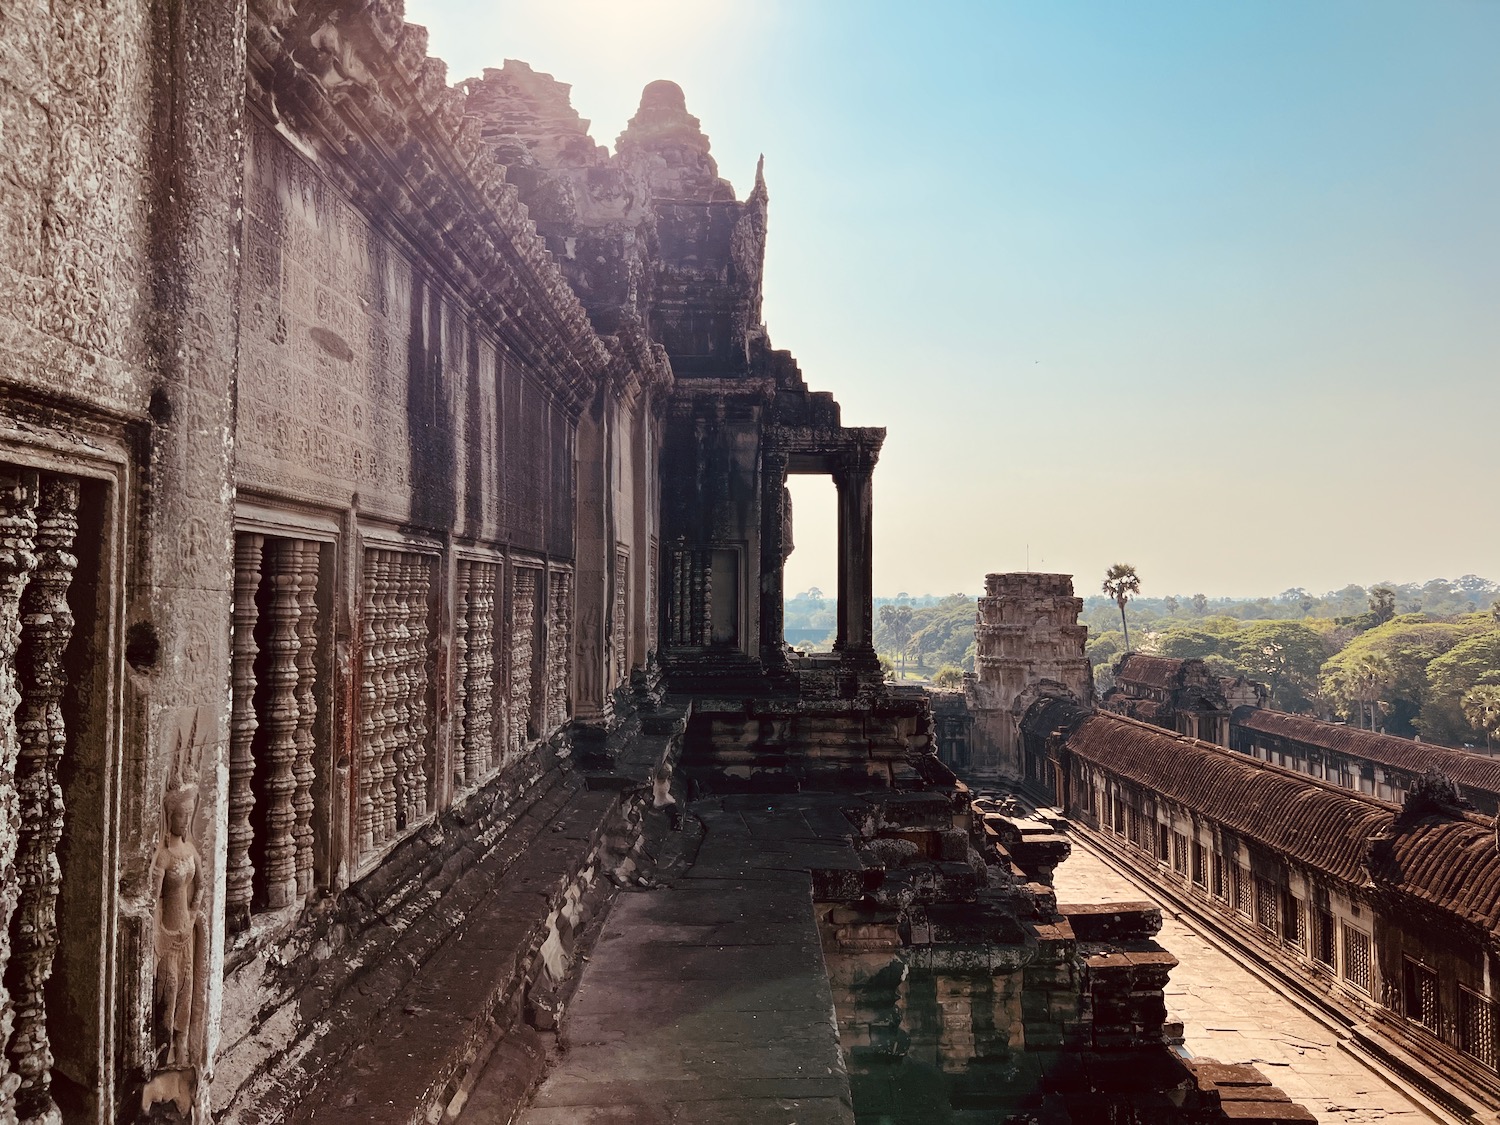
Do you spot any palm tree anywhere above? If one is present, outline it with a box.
[1102,563,1142,651]
[1349,654,1395,731]
[1462,685,1500,751]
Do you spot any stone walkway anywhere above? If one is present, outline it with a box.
[1054,837,1434,1124]
[493,797,861,1124]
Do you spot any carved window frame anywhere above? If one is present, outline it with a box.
[451,545,507,803]
[1459,986,1497,1070]
[352,525,443,877]
[507,554,548,751]
[1341,922,1373,995]
[0,411,129,1108]
[228,501,341,935]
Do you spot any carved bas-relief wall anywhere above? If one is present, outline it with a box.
[206,1,657,1114]
[1,0,244,1117]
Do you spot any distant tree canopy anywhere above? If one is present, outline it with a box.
[848,577,1500,740]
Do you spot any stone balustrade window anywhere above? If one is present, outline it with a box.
[453,559,504,793]
[545,569,573,733]
[1282,891,1305,950]
[1254,876,1278,932]
[1314,908,1336,967]
[228,533,329,926]
[1342,924,1372,994]
[1402,958,1440,1036]
[1459,987,1497,1070]
[0,467,92,1120]
[1234,866,1253,917]
[356,547,436,865]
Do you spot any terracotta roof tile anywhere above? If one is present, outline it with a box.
[1113,654,1190,691]
[1234,708,1500,795]
[1056,712,1500,940]
[1373,814,1500,935]
[1063,713,1392,884]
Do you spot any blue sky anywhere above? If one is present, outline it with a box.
[407,0,1500,598]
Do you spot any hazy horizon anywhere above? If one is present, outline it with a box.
[407,0,1500,599]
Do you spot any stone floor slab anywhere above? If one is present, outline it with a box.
[1054,836,1433,1123]
[482,797,856,1125]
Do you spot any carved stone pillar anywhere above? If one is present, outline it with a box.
[759,452,789,668]
[9,475,79,1124]
[0,470,37,1113]
[834,453,876,657]
[260,539,301,911]
[227,534,263,930]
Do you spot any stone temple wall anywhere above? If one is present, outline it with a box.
[0,1,668,1120]
[0,2,244,1120]
[966,573,1093,785]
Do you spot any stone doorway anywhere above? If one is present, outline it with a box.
[781,475,837,653]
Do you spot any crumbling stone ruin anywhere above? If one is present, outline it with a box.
[965,573,1094,786]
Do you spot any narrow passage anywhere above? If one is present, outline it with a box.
[1053,836,1433,1124]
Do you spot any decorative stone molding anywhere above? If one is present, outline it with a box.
[246,0,617,419]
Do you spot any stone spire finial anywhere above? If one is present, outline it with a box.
[617,81,734,201]
[750,154,767,202]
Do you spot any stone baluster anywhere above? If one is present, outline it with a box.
[510,570,534,760]
[10,475,79,1124]
[687,551,703,645]
[0,470,37,1118]
[464,566,495,785]
[477,567,501,780]
[387,554,409,829]
[612,554,627,687]
[357,550,380,855]
[392,555,418,831]
[260,539,301,911]
[669,551,683,646]
[699,550,713,647]
[292,541,319,898]
[453,561,471,791]
[227,533,264,930]
[548,572,571,731]
[647,543,658,654]
[375,552,399,844]
[404,557,430,824]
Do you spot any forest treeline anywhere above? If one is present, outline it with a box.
[783,576,1500,748]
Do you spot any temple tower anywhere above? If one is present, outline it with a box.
[966,573,1094,784]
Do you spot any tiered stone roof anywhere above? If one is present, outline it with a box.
[1030,704,1500,945]
[1234,706,1500,794]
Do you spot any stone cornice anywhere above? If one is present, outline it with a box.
[246,0,628,418]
